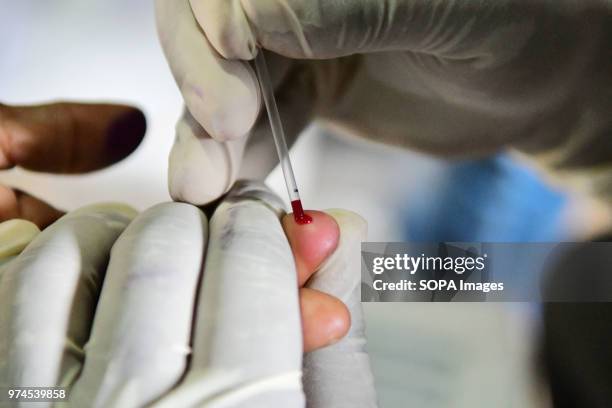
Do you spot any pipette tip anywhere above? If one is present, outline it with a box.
[254,50,312,226]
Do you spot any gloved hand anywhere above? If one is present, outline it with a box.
[0,182,377,407]
[157,0,612,204]
[0,102,146,228]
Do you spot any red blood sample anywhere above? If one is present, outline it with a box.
[291,200,313,225]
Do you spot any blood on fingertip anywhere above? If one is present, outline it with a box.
[291,200,313,225]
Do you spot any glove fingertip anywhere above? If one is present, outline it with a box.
[168,116,247,206]
[188,0,258,61]
[324,209,368,241]
[69,203,138,221]
[168,146,232,205]
[169,171,230,206]
[183,62,261,142]
[0,219,40,260]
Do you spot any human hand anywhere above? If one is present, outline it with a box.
[0,102,146,228]
[0,182,376,407]
[156,0,612,204]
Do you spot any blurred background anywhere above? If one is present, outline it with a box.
[1,1,610,407]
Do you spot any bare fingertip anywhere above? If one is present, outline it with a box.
[326,300,351,344]
[283,211,340,282]
[301,290,351,352]
[106,108,147,163]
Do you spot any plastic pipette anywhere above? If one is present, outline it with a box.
[253,50,312,224]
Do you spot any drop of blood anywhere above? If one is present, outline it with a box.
[291,200,313,225]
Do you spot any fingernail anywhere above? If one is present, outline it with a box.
[106,109,147,162]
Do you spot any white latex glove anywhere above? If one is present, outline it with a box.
[157,0,612,204]
[0,183,376,407]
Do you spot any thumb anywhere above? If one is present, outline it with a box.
[168,55,316,206]
[189,0,536,59]
[156,0,260,142]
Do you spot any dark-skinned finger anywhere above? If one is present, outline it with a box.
[0,185,64,228]
[0,102,146,173]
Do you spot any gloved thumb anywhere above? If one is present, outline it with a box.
[168,57,315,205]
[189,0,534,60]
